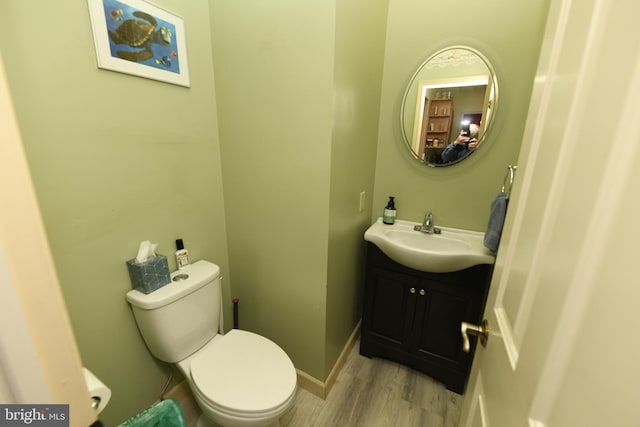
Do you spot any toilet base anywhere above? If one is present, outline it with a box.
[197,414,218,427]
[196,414,281,427]
[197,413,281,427]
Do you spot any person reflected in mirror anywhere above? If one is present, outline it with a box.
[440,123,480,163]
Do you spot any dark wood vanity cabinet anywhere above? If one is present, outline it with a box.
[360,243,493,394]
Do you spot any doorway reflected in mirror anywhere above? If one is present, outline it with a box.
[401,46,498,167]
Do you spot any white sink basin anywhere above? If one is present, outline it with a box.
[364,218,495,273]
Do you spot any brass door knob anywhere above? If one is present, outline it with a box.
[461,320,489,353]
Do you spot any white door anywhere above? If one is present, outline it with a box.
[0,53,97,424]
[460,0,640,426]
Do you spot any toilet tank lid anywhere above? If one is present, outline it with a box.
[126,260,220,310]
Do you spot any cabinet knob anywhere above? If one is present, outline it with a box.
[409,287,416,294]
[419,289,426,296]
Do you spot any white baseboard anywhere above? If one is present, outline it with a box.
[296,320,361,400]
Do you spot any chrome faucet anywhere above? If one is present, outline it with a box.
[424,212,433,229]
[415,211,441,234]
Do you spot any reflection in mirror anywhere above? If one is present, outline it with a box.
[401,46,498,167]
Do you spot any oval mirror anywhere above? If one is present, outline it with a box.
[401,46,498,166]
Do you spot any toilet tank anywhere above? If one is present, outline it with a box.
[126,260,222,363]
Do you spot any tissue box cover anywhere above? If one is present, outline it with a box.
[126,255,171,294]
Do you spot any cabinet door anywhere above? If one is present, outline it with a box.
[364,268,419,350]
[413,279,473,366]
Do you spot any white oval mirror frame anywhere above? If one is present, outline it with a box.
[400,46,499,167]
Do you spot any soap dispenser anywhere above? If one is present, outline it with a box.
[383,196,396,225]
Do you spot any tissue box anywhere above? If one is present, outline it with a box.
[126,255,171,294]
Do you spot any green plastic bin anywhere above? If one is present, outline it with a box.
[118,398,186,427]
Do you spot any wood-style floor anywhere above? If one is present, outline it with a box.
[280,338,462,427]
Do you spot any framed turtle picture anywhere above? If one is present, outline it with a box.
[87,0,190,87]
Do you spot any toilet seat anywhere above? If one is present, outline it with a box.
[190,329,297,417]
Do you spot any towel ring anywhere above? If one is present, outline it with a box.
[501,165,517,198]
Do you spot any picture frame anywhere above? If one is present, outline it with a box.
[87,0,190,87]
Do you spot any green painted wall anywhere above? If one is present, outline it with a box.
[209,0,334,380]
[208,0,388,380]
[0,1,230,425]
[373,0,550,230]
[326,0,389,377]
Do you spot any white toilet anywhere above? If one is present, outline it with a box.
[126,260,297,427]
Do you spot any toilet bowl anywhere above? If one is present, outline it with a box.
[126,261,297,427]
[177,329,297,427]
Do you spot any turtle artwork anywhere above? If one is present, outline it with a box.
[108,10,172,63]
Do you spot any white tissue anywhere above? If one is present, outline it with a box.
[135,240,158,263]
